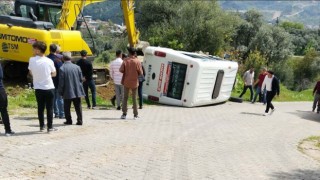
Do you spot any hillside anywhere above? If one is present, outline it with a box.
[219,1,320,28]
[1,1,319,28]
[85,1,320,28]
[83,0,123,24]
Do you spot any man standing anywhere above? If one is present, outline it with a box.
[0,63,15,136]
[59,52,85,125]
[110,53,128,106]
[28,41,57,132]
[261,70,280,116]
[47,44,64,118]
[76,50,96,109]
[252,67,267,104]
[239,67,254,101]
[110,50,124,110]
[138,63,146,109]
[312,80,320,113]
[119,47,143,119]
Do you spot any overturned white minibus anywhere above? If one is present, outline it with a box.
[142,47,238,107]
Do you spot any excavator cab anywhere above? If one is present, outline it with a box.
[13,0,63,26]
[0,0,96,53]
[0,0,96,80]
[0,0,145,83]
[0,0,61,30]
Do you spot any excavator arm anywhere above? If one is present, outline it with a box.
[120,0,140,48]
[57,0,103,30]
[57,0,146,51]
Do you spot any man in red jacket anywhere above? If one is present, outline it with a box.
[119,47,143,119]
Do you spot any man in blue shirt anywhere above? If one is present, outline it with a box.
[47,44,64,118]
[0,63,15,136]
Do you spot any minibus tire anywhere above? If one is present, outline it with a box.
[229,96,243,103]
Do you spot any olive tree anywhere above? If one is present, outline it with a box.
[248,25,293,64]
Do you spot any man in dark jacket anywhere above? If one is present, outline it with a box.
[76,50,96,109]
[261,70,280,116]
[0,64,14,136]
[59,52,85,125]
[47,44,64,118]
[138,63,145,109]
[312,80,320,113]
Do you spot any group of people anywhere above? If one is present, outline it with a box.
[238,67,280,116]
[109,47,145,119]
[0,41,144,136]
[47,44,97,125]
[28,41,85,131]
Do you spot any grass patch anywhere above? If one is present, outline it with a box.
[93,62,109,69]
[96,95,109,106]
[7,87,37,115]
[299,136,320,149]
[305,136,320,148]
[83,93,155,107]
[305,136,320,141]
[7,86,114,114]
[144,99,158,105]
[232,84,313,102]
[298,136,320,162]
[81,93,114,108]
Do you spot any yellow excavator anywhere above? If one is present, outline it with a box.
[0,0,143,81]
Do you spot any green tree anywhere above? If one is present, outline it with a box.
[95,51,114,64]
[270,59,295,89]
[280,23,319,56]
[136,0,182,30]
[241,50,266,76]
[280,21,304,31]
[293,49,320,90]
[0,2,13,15]
[248,25,293,64]
[136,0,241,54]
[232,9,264,59]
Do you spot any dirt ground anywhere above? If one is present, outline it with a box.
[299,139,320,162]
[96,81,116,101]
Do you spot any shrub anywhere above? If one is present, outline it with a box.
[95,51,114,64]
[239,50,267,77]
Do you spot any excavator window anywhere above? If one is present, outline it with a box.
[38,5,61,26]
[19,5,30,18]
[15,1,61,25]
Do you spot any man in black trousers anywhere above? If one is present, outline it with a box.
[58,52,85,125]
[0,63,14,136]
[28,41,57,133]
[261,70,280,116]
[77,50,96,109]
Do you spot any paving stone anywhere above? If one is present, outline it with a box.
[0,102,319,179]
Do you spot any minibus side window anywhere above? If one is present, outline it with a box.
[212,70,224,99]
[167,62,187,100]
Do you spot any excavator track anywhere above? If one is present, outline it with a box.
[0,60,29,82]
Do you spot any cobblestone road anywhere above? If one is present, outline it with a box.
[1,102,320,180]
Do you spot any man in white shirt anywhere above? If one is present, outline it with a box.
[261,70,280,116]
[28,41,57,133]
[239,67,255,101]
[110,50,124,110]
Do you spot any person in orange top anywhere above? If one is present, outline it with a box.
[119,47,143,119]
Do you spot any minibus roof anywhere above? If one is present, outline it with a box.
[181,52,225,61]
